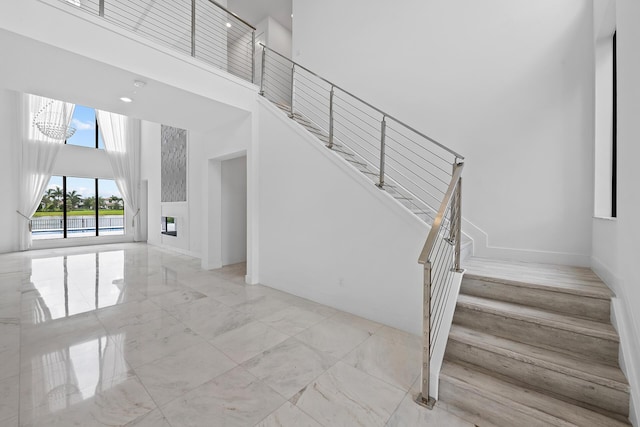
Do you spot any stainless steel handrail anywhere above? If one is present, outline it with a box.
[418,162,464,265]
[259,44,464,160]
[415,161,464,409]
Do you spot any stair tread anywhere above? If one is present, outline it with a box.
[441,361,631,426]
[344,158,367,166]
[457,294,618,341]
[448,324,629,391]
[463,257,612,299]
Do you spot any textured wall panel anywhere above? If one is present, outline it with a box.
[161,125,187,202]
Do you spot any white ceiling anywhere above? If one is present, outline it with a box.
[0,29,247,133]
[226,0,292,31]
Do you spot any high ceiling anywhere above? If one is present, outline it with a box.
[0,29,248,133]
[226,0,292,31]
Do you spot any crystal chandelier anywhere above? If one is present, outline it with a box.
[33,100,76,140]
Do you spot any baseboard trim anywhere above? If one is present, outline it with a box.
[591,257,640,426]
[147,241,201,259]
[462,218,590,267]
[611,297,640,427]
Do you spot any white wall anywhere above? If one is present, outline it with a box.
[265,17,292,59]
[258,98,427,334]
[255,16,293,94]
[141,112,253,267]
[221,156,247,265]
[292,0,595,266]
[200,115,253,271]
[591,1,640,424]
[0,89,20,253]
[141,121,162,247]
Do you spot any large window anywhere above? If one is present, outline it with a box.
[32,176,124,240]
[66,105,106,149]
[31,103,125,240]
[594,31,617,218]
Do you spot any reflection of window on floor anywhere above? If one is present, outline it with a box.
[32,176,124,240]
[26,250,126,323]
[26,250,128,407]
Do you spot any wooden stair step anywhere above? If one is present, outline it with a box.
[454,294,619,366]
[440,361,631,426]
[461,274,611,322]
[462,257,613,298]
[446,325,629,416]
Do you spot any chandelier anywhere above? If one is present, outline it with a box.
[33,100,76,140]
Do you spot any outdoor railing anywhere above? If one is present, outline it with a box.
[60,0,256,83]
[32,216,125,232]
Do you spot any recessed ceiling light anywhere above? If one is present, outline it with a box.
[291,14,293,18]
[133,80,146,88]
[226,22,232,28]
[120,97,133,103]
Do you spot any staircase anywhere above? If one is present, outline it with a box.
[441,257,631,426]
[273,103,439,223]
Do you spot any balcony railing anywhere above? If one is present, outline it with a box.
[60,0,256,83]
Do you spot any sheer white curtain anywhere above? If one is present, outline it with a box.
[18,94,75,250]
[95,110,142,241]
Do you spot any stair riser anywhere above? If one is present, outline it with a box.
[462,277,610,322]
[439,377,566,427]
[445,340,629,416]
[453,306,619,366]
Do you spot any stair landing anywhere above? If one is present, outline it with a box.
[463,257,612,297]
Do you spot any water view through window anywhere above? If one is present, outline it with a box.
[32,176,124,240]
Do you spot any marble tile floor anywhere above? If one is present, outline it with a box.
[0,243,472,426]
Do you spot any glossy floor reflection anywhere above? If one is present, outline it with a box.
[0,243,472,426]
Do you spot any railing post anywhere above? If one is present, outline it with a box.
[417,261,435,409]
[454,174,463,272]
[377,116,387,188]
[327,85,335,149]
[251,30,256,84]
[190,0,196,57]
[259,47,266,96]
[289,64,295,118]
[99,0,104,17]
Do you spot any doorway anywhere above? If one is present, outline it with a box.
[221,156,247,266]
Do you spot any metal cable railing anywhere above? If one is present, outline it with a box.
[260,44,465,408]
[60,0,256,83]
[416,162,463,407]
[260,45,462,216]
